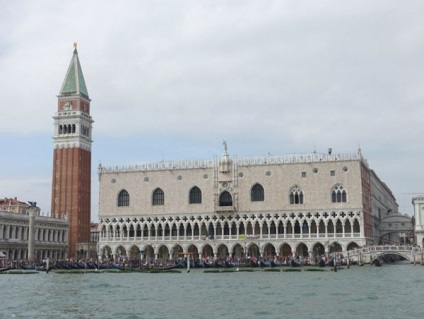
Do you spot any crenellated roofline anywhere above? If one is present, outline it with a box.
[99,152,366,175]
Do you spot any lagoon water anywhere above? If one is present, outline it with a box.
[1,263,424,319]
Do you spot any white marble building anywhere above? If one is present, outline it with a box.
[413,196,424,246]
[0,198,68,260]
[97,145,403,262]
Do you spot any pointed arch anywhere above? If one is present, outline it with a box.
[117,189,129,207]
[152,188,164,205]
[290,185,304,204]
[189,186,202,204]
[219,191,232,206]
[332,184,347,203]
[251,183,264,202]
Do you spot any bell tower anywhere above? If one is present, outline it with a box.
[51,44,93,258]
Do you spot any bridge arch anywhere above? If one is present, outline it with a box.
[346,241,360,251]
[348,245,422,264]
[370,252,411,263]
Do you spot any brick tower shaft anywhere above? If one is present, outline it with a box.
[51,45,93,258]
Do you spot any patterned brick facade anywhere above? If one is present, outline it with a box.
[97,149,396,261]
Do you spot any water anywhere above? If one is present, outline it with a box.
[1,263,424,319]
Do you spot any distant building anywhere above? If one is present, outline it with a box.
[97,144,408,262]
[51,45,93,258]
[413,196,424,246]
[370,170,413,244]
[0,197,68,260]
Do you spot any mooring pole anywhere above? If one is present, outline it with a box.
[347,252,350,269]
[333,252,337,272]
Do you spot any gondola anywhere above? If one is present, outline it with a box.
[374,259,382,267]
[0,267,11,272]
[290,259,302,267]
[19,264,36,270]
[250,259,260,267]
[152,263,184,271]
[318,259,326,267]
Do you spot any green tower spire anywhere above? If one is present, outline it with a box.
[59,44,89,98]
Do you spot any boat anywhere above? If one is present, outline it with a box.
[290,259,302,267]
[250,259,260,267]
[203,261,215,268]
[0,267,11,272]
[152,263,184,271]
[19,264,36,270]
[374,259,382,267]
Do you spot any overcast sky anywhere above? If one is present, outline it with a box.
[1,0,423,220]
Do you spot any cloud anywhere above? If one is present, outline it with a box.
[1,0,423,217]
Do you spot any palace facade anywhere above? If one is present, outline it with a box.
[97,145,403,262]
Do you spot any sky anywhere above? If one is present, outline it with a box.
[0,0,423,220]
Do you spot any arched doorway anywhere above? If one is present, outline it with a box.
[144,245,154,264]
[128,245,140,259]
[217,244,229,258]
[312,243,325,259]
[115,245,127,258]
[279,243,292,257]
[187,244,199,259]
[295,242,309,257]
[157,245,170,261]
[247,243,260,258]
[101,246,112,260]
[263,243,276,258]
[329,242,342,253]
[202,244,213,258]
[232,243,244,258]
[347,242,360,251]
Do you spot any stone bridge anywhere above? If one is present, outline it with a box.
[348,245,424,264]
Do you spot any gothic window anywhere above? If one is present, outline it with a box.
[153,188,165,206]
[189,186,202,204]
[59,125,63,134]
[251,183,264,202]
[117,190,129,207]
[72,124,76,133]
[332,184,347,203]
[290,186,304,204]
[219,191,232,206]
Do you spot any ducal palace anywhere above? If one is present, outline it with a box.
[97,143,410,262]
